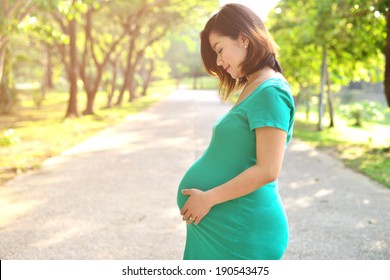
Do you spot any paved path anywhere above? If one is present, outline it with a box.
[0,90,389,259]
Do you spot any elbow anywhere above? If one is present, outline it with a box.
[256,165,279,184]
[264,172,278,184]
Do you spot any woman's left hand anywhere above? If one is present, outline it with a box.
[180,189,213,225]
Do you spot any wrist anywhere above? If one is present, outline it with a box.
[205,188,221,207]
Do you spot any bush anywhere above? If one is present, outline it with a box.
[339,101,386,126]
[0,129,20,146]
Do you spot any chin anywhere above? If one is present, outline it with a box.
[229,70,243,80]
[229,73,238,79]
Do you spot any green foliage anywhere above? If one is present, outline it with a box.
[165,31,206,80]
[269,0,386,95]
[339,101,386,126]
[0,129,20,147]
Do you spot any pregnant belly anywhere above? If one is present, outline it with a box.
[177,163,211,210]
[177,157,237,210]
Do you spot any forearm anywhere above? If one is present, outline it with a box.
[206,164,278,206]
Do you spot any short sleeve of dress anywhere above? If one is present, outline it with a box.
[246,82,295,136]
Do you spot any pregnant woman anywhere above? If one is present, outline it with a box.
[177,3,295,260]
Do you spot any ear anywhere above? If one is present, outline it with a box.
[238,32,250,48]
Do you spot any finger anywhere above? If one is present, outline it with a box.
[182,210,192,221]
[181,189,190,195]
[187,216,196,225]
[180,206,187,216]
[182,213,189,221]
[181,189,193,196]
[180,198,190,215]
[194,215,202,225]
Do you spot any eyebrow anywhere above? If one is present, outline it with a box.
[212,42,220,50]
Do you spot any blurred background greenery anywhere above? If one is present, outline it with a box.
[0,0,389,187]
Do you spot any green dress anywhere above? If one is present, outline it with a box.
[177,75,295,260]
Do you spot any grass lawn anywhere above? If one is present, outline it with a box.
[0,81,174,185]
[293,110,390,188]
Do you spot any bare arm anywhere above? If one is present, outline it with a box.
[180,126,287,225]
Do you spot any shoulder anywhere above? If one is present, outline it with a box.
[252,76,294,106]
[260,75,291,95]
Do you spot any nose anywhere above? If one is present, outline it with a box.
[216,54,223,67]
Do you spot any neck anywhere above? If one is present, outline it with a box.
[245,67,275,84]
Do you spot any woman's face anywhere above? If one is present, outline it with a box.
[209,31,248,79]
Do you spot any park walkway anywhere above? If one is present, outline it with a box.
[0,90,389,259]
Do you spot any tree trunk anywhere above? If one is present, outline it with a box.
[193,75,198,90]
[0,47,16,113]
[303,89,310,121]
[82,67,103,115]
[127,65,137,103]
[141,59,154,96]
[116,37,136,106]
[0,40,8,110]
[45,43,54,89]
[0,39,7,89]
[326,70,335,128]
[80,8,126,114]
[325,59,334,128]
[83,89,96,115]
[128,79,137,102]
[65,19,79,118]
[385,11,390,107]
[127,52,144,102]
[80,9,95,115]
[106,58,119,108]
[41,43,52,104]
[318,45,327,131]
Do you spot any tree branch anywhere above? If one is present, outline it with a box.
[2,0,8,17]
[0,36,9,48]
[5,0,22,18]
[52,10,69,34]
[17,0,34,21]
[55,42,69,74]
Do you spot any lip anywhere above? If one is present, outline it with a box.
[224,66,230,72]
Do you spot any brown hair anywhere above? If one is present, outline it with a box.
[200,4,282,99]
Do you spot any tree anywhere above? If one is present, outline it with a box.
[114,0,177,105]
[340,0,389,107]
[165,31,206,89]
[43,0,89,118]
[79,2,127,115]
[0,0,34,112]
[269,0,387,130]
[139,39,170,96]
[30,0,92,117]
[2,0,218,116]
[104,0,217,107]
